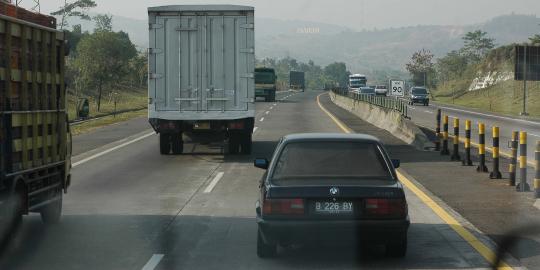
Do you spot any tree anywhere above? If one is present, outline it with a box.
[51,0,97,30]
[94,14,113,32]
[460,30,495,62]
[323,62,350,87]
[529,34,540,46]
[406,49,435,87]
[74,31,137,111]
[436,50,468,82]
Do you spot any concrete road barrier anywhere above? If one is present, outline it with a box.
[462,120,473,166]
[329,92,429,150]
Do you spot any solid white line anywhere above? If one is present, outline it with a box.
[253,127,259,133]
[436,104,540,126]
[259,117,265,122]
[265,111,269,115]
[73,132,155,168]
[141,254,164,270]
[204,172,225,193]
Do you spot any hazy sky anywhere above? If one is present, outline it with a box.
[38,0,540,30]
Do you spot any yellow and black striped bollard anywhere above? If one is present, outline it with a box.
[476,123,488,172]
[508,131,518,186]
[435,109,441,151]
[535,141,540,198]
[517,132,530,192]
[489,126,502,179]
[450,118,461,161]
[462,120,473,166]
[440,115,450,155]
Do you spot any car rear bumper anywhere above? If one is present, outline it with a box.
[411,98,429,103]
[257,217,410,245]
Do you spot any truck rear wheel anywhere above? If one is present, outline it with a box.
[40,193,62,225]
[171,133,184,155]
[0,188,24,246]
[160,133,171,155]
[229,134,240,154]
[241,133,252,154]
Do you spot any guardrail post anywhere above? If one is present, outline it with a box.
[435,109,441,151]
[476,123,489,172]
[451,118,461,161]
[508,131,518,186]
[535,141,540,198]
[489,126,502,179]
[517,132,530,192]
[462,120,473,166]
[441,115,450,155]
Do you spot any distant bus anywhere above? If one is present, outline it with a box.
[348,74,367,91]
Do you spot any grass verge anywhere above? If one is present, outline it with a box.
[70,109,147,136]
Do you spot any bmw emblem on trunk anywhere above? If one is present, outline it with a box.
[329,187,339,196]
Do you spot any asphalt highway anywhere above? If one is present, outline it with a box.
[0,90,520,270]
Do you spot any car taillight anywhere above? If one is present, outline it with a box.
[364,198,407,218]
[262,198,305,215]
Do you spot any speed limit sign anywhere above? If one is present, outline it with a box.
[390,80,405,97]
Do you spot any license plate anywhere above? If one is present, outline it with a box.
[314,201,353,214]
[193,122,210,130]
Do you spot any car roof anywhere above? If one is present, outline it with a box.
[282,133,381,143]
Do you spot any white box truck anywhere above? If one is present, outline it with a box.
[147,5,255,154]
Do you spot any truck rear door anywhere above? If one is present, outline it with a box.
[152,13,253,112]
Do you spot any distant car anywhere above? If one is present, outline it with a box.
[375,85,388,96]
[408,86,429,106]
[254,133,409,258]
[359,86,376,95]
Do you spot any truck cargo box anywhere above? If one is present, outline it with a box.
[147,5,255,121]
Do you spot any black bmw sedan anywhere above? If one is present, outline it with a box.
[254,133,410,258]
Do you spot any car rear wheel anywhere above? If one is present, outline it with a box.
[159,134,171,155]
[257,228,277,258]
[386,237,407,257]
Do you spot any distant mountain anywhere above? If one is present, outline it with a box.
[64,13,540,74]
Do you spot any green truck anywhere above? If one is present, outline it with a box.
[255,68,277,102]
[1,5,71,244]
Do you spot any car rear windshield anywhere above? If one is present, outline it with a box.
[255,72,275,84]
[271,141,393,183]
[412,88,427,94]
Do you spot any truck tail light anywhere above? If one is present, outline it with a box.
[262,198,305,215]
[364,198,407,218]
[228,121,245,130]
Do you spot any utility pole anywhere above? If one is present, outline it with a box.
[520,44,529,116]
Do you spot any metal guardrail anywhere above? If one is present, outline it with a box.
[331,88,409,118]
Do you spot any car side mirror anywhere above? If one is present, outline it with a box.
[254,158,269,169]
[392,159,400,169]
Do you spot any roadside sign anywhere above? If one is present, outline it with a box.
[390,80,405,97]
